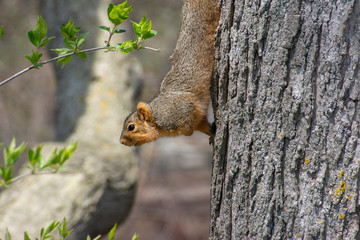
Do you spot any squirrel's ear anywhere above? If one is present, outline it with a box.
[137,102,151,122]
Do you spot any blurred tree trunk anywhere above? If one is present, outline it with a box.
[0,0,142,239]
[210,0,359,239]
[40,0,138,141]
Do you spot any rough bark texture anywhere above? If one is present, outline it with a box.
[210,0,360,239]
[0,0,141,239]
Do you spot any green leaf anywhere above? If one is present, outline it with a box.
[8,138,15,150]
[51,47,74,68]
[107,223,117,240]
[119,40,137,54]
[58,218,73,239]
[131,22,141,39]
[114,29,126,34]
[39,36,55,48]
[76,52,87,59]
[60,142,77,165]
[51,48,65,54]
[3,168,12,183]
[3,138,27,168]
[27,16,48,47]
[107,1,133,26]
[25,50,43,66]
[0,26,4,39]
[131,15,156,41]
[77,38,86,48]
[64,39,76,49]
[24,232,31,240]
[27,31,40,48]
[27,145,44,170]
[5,228,11,240]
[99,26,110,32]
[1,167,12,184]
[132,233,139,240]
[60,18,81,40]
[42,148,59,169]
[56,55,72,68]
[78,32,88,39]
[41,142,77,170]
[138,14,147,26]
[86,236,101,240]
[52,48,72,55]
[25,54,33,64]
[40,220,59,240]
[141,20,152,35]
[114,43,121,50]
[34,16,47,41]
[28,149,35,164]
[142,30,157,40]
[59,20,86,52]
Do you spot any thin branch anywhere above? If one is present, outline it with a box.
[6,170,55,185]
[8,169,75,185]
[42,46,107,65]
[141,46,161,53]
[0,66,37,86]
[0,44,161,87]
[0,46,107,87]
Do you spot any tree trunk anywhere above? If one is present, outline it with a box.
[210,0,360,239]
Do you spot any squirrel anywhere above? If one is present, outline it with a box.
[120,0,220,146]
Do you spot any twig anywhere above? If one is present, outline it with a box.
[0,44,161,87]
[0,46,107,87]
[9,170,56,184]
[8,169,75,185]
[141,46,161,53]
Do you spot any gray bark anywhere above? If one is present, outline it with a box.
[0,0,141,239]
[210,0,360,239]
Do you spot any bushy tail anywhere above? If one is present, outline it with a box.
[171,0,220,68]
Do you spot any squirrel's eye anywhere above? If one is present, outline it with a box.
[128,124,135,131]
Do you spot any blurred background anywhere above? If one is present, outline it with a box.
[0,0,212,239]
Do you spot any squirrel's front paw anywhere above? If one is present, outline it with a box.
[209,134,214,145]
[210,122,216,135]
[208,122,216,145]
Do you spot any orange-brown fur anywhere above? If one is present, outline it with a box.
[120,0,220,146]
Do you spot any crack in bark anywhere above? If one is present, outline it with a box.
[226,0,236,102]
[219,121,231,237]
[266,186,276,240]
[338,0,358,92]
[308,23,323,143]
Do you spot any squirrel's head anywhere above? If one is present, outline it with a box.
[120,102,159,146]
